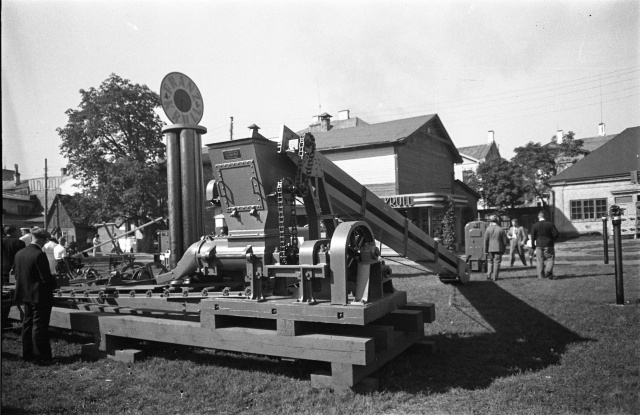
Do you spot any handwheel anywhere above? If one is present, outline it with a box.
[329,221,376,305]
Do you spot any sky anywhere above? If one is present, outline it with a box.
[2,0,639,179]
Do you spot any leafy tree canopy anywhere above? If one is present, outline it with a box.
[512,131,588,206]
[58,73,166,226]
[467,155,527,210]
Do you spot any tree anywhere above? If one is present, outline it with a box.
[512,131,588,207]
[441,196,456,250]
[466,155,527,210]
[58,73,166,251]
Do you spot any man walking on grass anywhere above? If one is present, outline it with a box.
[531,211,560,280]
[484,215,509,281]
[13,227,58,364]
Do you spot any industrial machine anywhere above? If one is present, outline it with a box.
[158,126,469,304]
[464,220,489,272]
[6,123,470,391]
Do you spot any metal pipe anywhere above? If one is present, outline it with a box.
[194,132,204,239]
[612,214,624,305]
[81,217,165,254]
[166,131,183,268]
[180,129,198,250]
[602,217,609,264]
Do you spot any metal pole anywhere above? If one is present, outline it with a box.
[44,159,48,230]
[81,217,165,254]
[602,217,609,264]
[610,205,624,305]
[194,132,204,239]
[180,129,198,250]
[166,131,183,268]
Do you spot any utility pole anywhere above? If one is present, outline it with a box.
[44,158,48,230]
[230,116,234,141]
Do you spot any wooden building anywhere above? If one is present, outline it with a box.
[304,113,476,250]
[549,126,639,238]
[45,194,94,250]
[454,131,501,183]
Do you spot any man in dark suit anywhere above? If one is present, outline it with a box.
[483,215,509,281]
[2,225,26,286]
[531,211,560,279]
[13,227,58,363]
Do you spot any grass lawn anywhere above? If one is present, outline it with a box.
[2,240,639,414]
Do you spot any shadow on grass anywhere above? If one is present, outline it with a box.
[377,280,589,393]
[2,281,590,395]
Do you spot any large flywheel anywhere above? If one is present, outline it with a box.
[329,221,379,304]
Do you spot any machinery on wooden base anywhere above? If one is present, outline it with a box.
[156,126,469,306]
[5,121,470,391]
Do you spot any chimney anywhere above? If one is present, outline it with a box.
[556,130,563,142]
[488,130,494,143]
[319,112,332,132]
[247,124,262,138]
[14,164,20,185]
[338,110,350,120]
[598,122,606,137]
[60,167,68,176]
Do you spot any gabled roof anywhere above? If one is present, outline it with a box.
[578,134,617,152]
[549,126,640,183]
[458,143,494,161]
[45,194,88,227]
[297,116,370,134]
[310,114,463,163]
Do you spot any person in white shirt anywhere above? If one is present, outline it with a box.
[53,237,67,260]
[19,228,32,244]
[42,237,59,274]
[507,218,528,267]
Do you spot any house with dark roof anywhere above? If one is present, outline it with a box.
[44,194,95,250]
[454,131,501,183]
[548,126,640,237]
[296,112,477,249]
[546,125,617,174]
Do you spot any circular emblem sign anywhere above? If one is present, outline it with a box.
[160,72,204,125]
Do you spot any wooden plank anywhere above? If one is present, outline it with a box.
[277,319,305,336]
[199,290,407,326]
[71,303,200,322]
[38,307,376,365]
[315,329,423,388]
[373,309,424,333]
[403,302,436,323]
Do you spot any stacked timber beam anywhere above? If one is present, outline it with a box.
[8,295,435,390]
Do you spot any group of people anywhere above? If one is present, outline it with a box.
[2,225,58,364]
[483,211,560,281]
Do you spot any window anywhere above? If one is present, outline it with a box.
[17,205,29,214]
[570,199,607,220]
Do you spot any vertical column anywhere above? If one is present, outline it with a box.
[194,133,204,239]
[165,131,182,268]
[180,129,198,250]
[602,216,609,264]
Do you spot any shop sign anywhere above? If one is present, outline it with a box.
[384,196,415,207]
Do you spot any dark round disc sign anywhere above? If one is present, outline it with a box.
[160,72,204,125]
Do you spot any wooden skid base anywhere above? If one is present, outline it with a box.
[7,299,435,390]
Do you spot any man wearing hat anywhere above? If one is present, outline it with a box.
[483,215,509,281]
[13,227,58,363]
[2,225,26,286]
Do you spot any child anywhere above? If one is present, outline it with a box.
[526,233,535,267]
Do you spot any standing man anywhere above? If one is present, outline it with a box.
[2,225,26,285]
[92,234,101,257]
[13,227,58,363]
[508,218,528,267]
[531,211,560,279]
[483,215,509,281]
